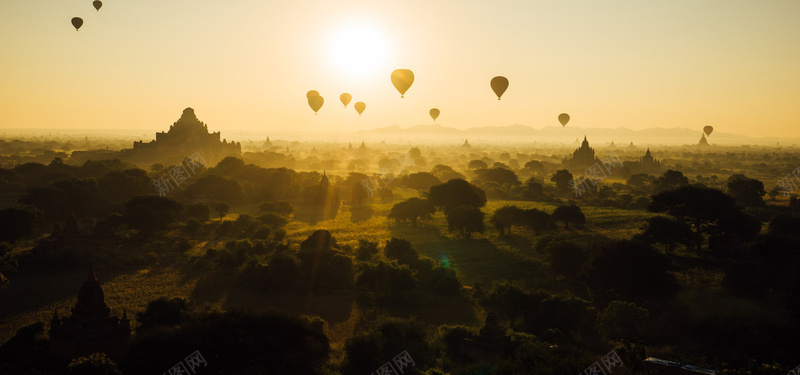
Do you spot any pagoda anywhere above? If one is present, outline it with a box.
[698,133,710,147]
[49,264,131,360]
[627,147,662,175]
[127,107,241,167]
[562,136,600,172]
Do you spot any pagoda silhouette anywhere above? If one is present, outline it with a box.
[562,135,600,172]
[126,107,241,167]
[698,133,710,147]
[49,263,131,360]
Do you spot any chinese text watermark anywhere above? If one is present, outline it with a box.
[153,151,207,197]
[776,166,800,198]
[571,152,623,197]
[579,350,624,375]
[370,349,415,375]
[361,153,416,197]
[162,350,207,375]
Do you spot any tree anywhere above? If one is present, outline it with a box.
[355,260,417,306]
[649,186,759,252]
[768,214,800,243]
[468,160,488,170]
[726,174,766,207]
[626,173,653,189]
[473,168,521,188]
[384,238,419,266]
[490,205,526,234]
[522,179,547,201]
[523,160,545,174]
[135,297,188,332]
[634,216,694,252]
[210,156,246,176]
[258,201,293,216]
[551,205,585,229]
[550,169,574,194]
[184,202,210,222]
[356,240,379,261]
[350,182,370,204]
[580,240,679,304]
[654,169,689,193]
[124,311,330,374]
[596,301,649,343]
[214,202,229,219]
[709,209,761,253]
[122,195,183,233]
[0,206,41,243]
[430,164,465,182]
[387,198,435,226]
[0,243,14,289]
[68,353,122,375]
[342,318,431,375]
[183,174,243,203]
[524,208,557,233]
[20,179,107,219]
[544,240,587,280]
[400,172,441,196]
[721,262,768,298]
[428,179,486,213]
[98,169,150,203]
[257,212,288,228]
[446,205,485,238]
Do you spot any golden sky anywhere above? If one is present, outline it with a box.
[1,0,798,138]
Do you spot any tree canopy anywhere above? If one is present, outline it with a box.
[428,179,486,213]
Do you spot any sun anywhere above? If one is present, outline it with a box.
[327,23,389,78]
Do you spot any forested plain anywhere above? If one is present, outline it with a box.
[1,138,799,374]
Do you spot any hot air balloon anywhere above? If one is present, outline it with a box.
[308,96,324,115]
[391,69,414,98]
[354,102,366,116]
[93,0,102,11]
[703,125,714,136]
[340,93,352,108]
[490,76,508,100]
[558,113,570,127]
[306,90,319,100]
[71,17,83,31]
[429,108,440,122]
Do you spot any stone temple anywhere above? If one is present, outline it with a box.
[562,135,600,172]
[124,107,241,167]
[49,264,130,360]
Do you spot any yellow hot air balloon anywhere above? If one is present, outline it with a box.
[490,76,508,100]
[391,69,414,98]
[306,90,320,100]
[93,0,102,11]
[71,17,83,31]
[558,113,570,127]
[308,96,324,115]
[703,125,714,136]
[429,108,440,122]
[354,102,366,116]
[340,93,352,108]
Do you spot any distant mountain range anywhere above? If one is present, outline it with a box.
[356,124,796,146]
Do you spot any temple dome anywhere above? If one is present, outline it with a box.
[177,107,199,124]
[72,264,110,319]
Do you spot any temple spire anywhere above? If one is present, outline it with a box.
[88,261,97,281]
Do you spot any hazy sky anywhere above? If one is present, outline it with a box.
[1,0,798,138]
